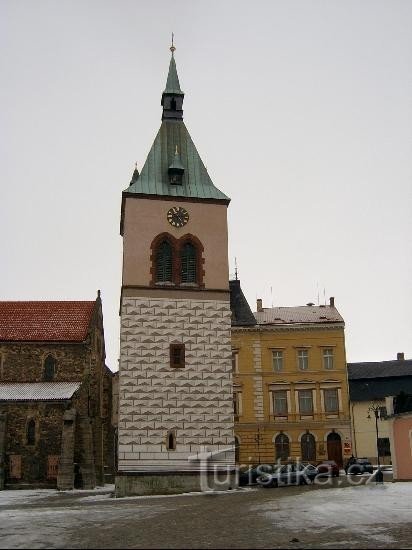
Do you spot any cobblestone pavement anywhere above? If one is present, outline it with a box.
[0,475,411,549]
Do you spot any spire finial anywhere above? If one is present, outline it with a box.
[235,257,238,280]
[170,33,176,55]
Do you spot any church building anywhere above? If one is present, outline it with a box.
[115,45,235,496]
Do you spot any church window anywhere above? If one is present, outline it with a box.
[43,355,56,381]
[170,343,185,368]
[156,241,173,282]
[181,242,197,283]
[170,97,177,111]
[27,419,36,445]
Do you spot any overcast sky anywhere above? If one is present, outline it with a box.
[1,0,411,370]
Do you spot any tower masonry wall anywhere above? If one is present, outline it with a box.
[118,296,235,473]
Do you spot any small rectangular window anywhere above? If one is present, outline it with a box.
[297,349,309,370]
[298,389,313,414]
[170,343,185,368]
[272,350,283,372]
[323,348,334,369]
[324,388,339,413]
[273,390,288,416]
[232,351,239,373]
[233,392,242,418]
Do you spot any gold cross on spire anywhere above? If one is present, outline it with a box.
[170,33,176,54]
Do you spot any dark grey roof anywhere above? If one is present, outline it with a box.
[349,377,412,402]
[348,360,412,380]
[255,305,344,325]
[230,280,257,327]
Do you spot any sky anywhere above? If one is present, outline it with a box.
[1,0,411,370]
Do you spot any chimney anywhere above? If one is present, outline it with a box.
[329,297,335,307]
[397,352,405,361]
[256,298,263,312]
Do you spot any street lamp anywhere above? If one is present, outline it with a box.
[367,403,384,483]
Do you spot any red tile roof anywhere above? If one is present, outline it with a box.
[0,301,95,342]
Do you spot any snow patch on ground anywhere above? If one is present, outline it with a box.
[253,483,412,544]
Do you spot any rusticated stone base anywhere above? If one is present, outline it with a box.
[115,471,238,497]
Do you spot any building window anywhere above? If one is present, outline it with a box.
[378,406,387,419]
[180,242,197,283]
[297,349,309,370]
[43,355,56,381]
[233,392,242,418]
[377,437,391,457]
[275,433,290,461]
[323,348,334,369]
[156,240,173,283]
[298,390,313,414]
[324,389,339,413]
[232,351,239,373]
[272,350,283,372]
[170,344,185,368]
[166,430,176,451]
[27,419,36,445]
[273,390,288,416]
[301,432,316,462]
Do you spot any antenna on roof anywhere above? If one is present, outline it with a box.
[270,286,273,308]
[323,287,326,306]
[316,282,320,306]
[234,257,238,280]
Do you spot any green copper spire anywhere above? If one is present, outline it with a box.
[163,55,183,95]
[163,34,183,95]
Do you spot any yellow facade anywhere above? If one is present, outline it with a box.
[232,321,352,467]
[350,400,391,463]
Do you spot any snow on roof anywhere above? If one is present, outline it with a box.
[0,382,81,401]
[255,305,344,325]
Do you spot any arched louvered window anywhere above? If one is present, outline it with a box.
[156,241,172,282]
[275,433,290,461]
[27,419,36,445]
[44,355,56,381]
[181,242,197,283]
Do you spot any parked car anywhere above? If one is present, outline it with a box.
[345,457,373,475]
[238,464,276,486]
[257,462,319,487]
[317,460,340,477]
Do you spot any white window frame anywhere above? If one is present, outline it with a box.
[298,389,313,414]
[323,388,339,413]
[272,350,284,372]
[297,349,309,371]
[323,348,334,370]
[273,390,288,416]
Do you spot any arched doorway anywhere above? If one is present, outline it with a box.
[301,432,316,462]
[327,432,343,467]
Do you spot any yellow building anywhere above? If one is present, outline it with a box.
[230,280,352,467]
[347,354,412,464]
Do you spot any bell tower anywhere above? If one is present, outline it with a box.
[115,44,235,496]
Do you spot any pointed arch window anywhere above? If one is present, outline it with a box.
[27,419,36,445]
[166,430,176,451]
[181,242,197,283]
[156,241,173,282]
[44,355,56,381]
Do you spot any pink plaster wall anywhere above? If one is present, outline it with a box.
[393,414,412,481]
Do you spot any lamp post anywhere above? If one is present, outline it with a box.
[367,403,384,483]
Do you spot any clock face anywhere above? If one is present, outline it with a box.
[167,206,189,228]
